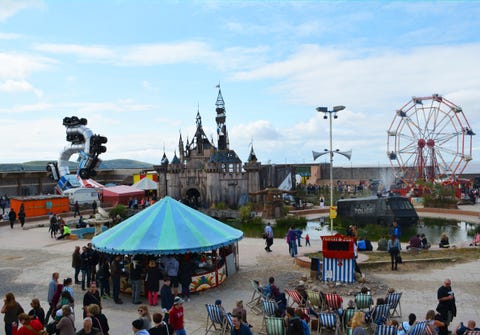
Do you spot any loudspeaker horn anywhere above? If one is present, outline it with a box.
[312,150,328,161]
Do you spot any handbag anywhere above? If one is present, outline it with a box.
[395,254,403,264]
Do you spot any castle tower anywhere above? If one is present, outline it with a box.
[244,144,261,194]
[215,84,229,151]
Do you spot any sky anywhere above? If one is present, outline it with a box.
[1,0,479,172]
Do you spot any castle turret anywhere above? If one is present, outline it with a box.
[215,84,229,151]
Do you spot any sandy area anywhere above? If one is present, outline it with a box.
[1,214,479,335]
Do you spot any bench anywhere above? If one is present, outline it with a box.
[71,227,95,239]
[70,226,108,239]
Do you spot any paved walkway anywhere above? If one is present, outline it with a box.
[0,204,479,335]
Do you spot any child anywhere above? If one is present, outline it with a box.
[160,277,174,312]
[305,234,311,246]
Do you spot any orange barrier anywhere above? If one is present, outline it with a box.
[10,195,70,217]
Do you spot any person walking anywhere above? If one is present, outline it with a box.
[264,222,274,252]
[169,297,186,335]
[45,272,60,324]
[145,260,162,306]
[8,208,16,229]
[387,233,401,271]
[110,255,124,304]
[18,203,26,228]
[287,226,298,257]
[305,234,311,246]
[72,246,82,285]
[1,292,24,335]
[436,278,456,330]
[73,201,81,218]
[130,259,144,304]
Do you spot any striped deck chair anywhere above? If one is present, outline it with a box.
[223,313,234,335]
[265,316,286,335]
[385,292,402,318]
[205,304,226,335]
[285,288,306,307]
[307,290,324,312]
[342,308,358,331]
[354,293,373,312]
[324,293,343,311]
[375,325,399,335]
[247,279,264,315]
[465,332,480,335]
[318,312,339,335]
[369,304,391,333]
[407,321,427,335]
[260,299,279,334]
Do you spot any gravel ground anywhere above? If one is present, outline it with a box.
[1,210,480,335]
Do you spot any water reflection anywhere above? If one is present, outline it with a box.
[303,218,478,245]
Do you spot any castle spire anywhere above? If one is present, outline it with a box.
[215,83,229,150]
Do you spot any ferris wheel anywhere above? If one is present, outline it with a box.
[387,94,475,183]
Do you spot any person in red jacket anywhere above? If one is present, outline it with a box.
[168,297,186,335]
[17,313,43,335]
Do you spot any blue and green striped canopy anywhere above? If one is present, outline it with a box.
[92,196,243,255]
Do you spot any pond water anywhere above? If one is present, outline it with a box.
[303,218,479,245]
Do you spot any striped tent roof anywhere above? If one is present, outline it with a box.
[91,196,243,255]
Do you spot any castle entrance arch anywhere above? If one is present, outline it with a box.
[184,188,201,208]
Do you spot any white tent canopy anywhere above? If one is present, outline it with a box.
[132,178,158,190]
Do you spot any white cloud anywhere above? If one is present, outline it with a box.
[33,43,115,60]
[0,52,54,79]
[0,32,23,40]
[0,79,43,97]
[0,0,43,22]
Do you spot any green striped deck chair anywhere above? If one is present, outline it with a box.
[307,290,324,312]
[265,316,285,335]
[354,293,373,311]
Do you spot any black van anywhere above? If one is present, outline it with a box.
[337,195,419,226]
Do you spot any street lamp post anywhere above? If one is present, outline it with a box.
[313,105,351,233]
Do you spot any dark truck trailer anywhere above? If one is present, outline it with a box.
[337,195,419,226]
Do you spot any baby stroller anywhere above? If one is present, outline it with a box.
[470,233,480,246]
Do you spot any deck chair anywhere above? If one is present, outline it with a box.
[265,316,285,335]
[385,292,402,318]
[375,325,399,335]
[205,304,226,335]
[260,299,279,334]
[285,288,306,307]
[407,321,427,335]
[223,313,234,335]
[354,293,373,312]
[342,308,358,332]
[465,332,480,335]
[369,304,391,333]
[307,290,324,312]
[318,312,339,335]
[324,293,343,311]
[247,279,264,315]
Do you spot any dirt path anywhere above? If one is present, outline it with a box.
[1,226,479,335]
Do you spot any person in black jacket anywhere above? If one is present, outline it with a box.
[285,307,303,335]
[8,208,16,229]
[145,260,162,306]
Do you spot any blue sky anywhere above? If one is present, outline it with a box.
[1,0,479,173]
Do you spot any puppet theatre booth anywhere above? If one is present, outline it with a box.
[91,196,243,293]
[321,234,355,283]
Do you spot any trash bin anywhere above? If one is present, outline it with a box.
[310,257,320,271]
[310,257,320,279]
